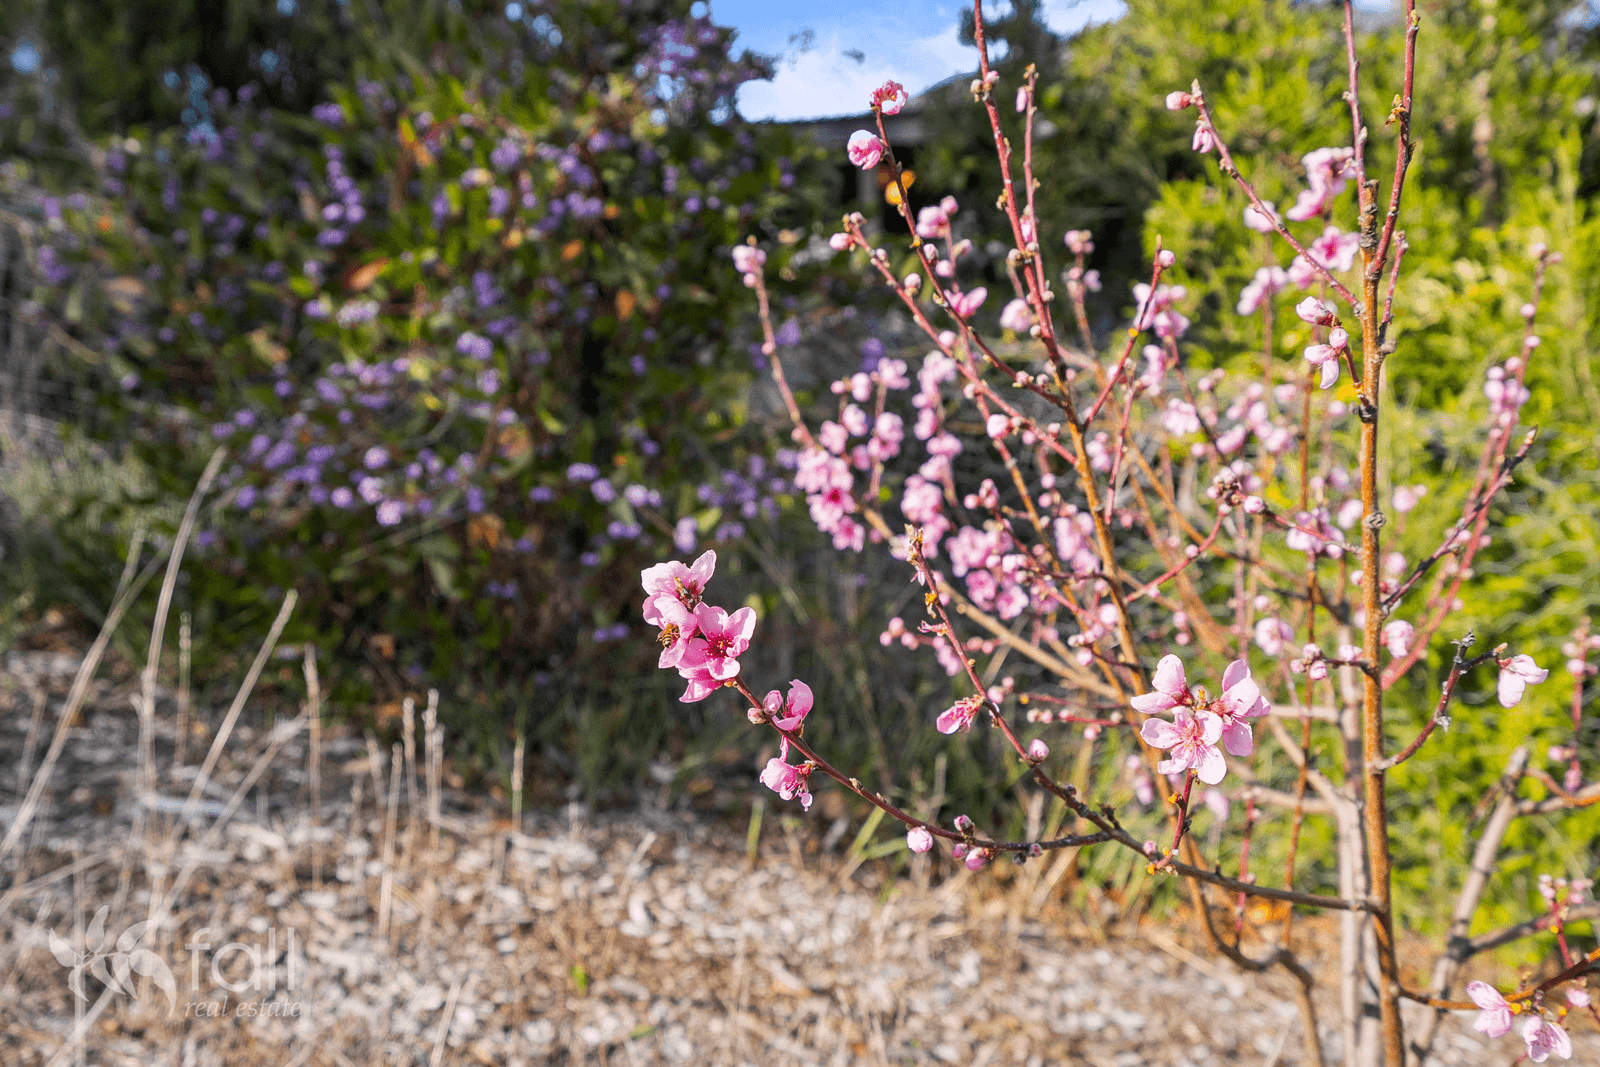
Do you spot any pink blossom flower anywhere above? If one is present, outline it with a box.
[641,550,717,612]
[1255,618,1293,658]
[949,287,988,318]
[906,826,934,853]
[847,130,883,169]
[1202,787,1230,820]
[999,298,1033,333]
[1309,225,1360,273]
[1132,655,1193,713]
[763,679,813,731]
[1466,982,1513,1038]
[1304,343,1342,390]
[688,604,756,681]
[1191,121,1215,154]
[870,79,907,115]
[760,756,814,809]
[1498,654,1550,708]
[937,695,984,735]
[1522,1016,1572,1062]
[1236,266,1288,315]
[915,205,950,239]
[1133,772,1155,806]
[1286,255,1318,289]
[1243,201,1277,232]
[1162,399,1202,436]
[677,663,721,703]
[731,246,765,276]
[644,596,700,670]
[1214,659,1269,757]
[1392,484,1426,513]
[1567,988,1591,1008]
[1285,147,1356,221]
[1383,620,1414,659]
[1141,708,1228,784]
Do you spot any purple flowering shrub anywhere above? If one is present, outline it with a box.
[11,0,841,693]
[644,4,1600,1064]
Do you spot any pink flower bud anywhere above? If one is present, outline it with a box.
[1027,739,1049,762]
[1165,90,1193,111]
[846,130,883,170]
[731,246,765,275]
[1328,326,1349,350]
[1383,620,1414,658]
[828,232,851,251]
[1157,248,1177,268]
[1295,296,1337,326]
[1016,87,1029,113]
[906,826,934,853]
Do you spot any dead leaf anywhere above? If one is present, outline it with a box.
[467,514,505,550]
[344,258,390,292]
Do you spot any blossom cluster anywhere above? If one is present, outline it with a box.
[641,552,821,811]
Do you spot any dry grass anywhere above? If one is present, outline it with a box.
[1,644,1587,1067]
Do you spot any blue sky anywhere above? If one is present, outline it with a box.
[710,0,1128,121]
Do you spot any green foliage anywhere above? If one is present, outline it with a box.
[0,0,846,740]
[1079,0,1600,939]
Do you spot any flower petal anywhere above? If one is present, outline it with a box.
[1318,358,1341,390]
[1195,745,1228,785]
[1140,718,1183,749]
[1150,655,1188,698]
[1466,982,1506,1011]
[1130,692,1178,714]
[1498,674,1528,709]
[1221,720,1254,757]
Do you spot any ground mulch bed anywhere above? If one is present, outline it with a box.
[0,650,1583,1065]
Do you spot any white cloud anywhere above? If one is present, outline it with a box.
[1040,0,1127,34]
[737,21,980,122]
[734,2,1132,121]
